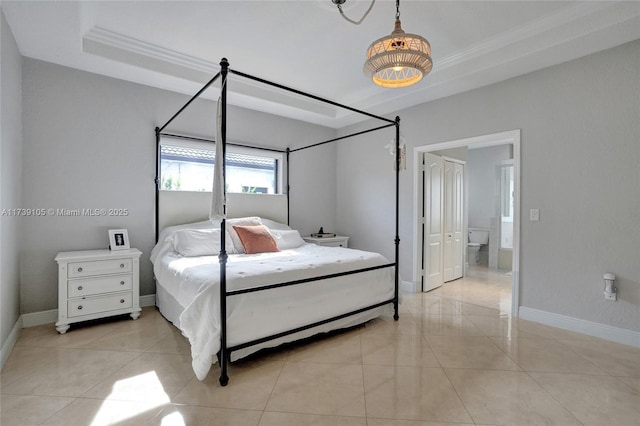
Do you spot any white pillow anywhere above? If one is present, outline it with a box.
[270,229,305,250]
[226,217,263,253]
[260,218,292,231]
[172,228,235,257]
[151,220,219,262]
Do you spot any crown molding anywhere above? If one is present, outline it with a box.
[80,2,639,128]
[84,26,217,75]
[338,1,640,127]
[436,2,617,71]
[82,26,340,126]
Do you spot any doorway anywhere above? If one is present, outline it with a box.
[412,130,521,316]
[497,161,514,270]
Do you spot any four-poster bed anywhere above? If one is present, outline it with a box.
[152,58,401,386]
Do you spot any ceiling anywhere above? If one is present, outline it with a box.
[3,1,639,128]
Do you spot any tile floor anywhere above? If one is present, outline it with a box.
[2,266,639,425]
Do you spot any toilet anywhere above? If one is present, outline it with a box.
[468,228,490,265]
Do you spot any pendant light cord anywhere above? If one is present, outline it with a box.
[336,0,376,25]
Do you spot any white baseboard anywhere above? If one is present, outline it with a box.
[21,309,58,328]
[1,317,23,370]
[20,295,157,329]
[139,294,156,308]
[400,280,417,294]
[2,295,158,370]
[519,306,640,348]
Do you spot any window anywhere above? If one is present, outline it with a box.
[159,137,283,194]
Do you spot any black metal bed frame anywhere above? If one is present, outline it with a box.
[155,58,401,386]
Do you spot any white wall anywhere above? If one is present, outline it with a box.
[467,145,512,229]
[1,10,23,349]
[21,59,336,314]
[338,40,640,333]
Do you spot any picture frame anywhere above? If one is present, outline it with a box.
[108,229,130,251]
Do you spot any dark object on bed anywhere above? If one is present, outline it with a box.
[155,57,401,386]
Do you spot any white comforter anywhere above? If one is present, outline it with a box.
[152,239,394,380]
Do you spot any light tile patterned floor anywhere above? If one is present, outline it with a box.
[2,266,639,425]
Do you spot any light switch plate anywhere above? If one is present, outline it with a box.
[530,209,540,221]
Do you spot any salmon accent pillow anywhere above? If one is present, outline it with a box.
[232,225,280,254]
[226,217,262,253]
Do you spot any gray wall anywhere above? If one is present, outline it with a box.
[467,145,512,229]
[1,11,23,348]
[338,40,640,332]
[21,59,336,314]
[336,124,398,256]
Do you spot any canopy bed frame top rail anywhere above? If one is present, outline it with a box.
[159,132,288,153]
[155,57,401,387]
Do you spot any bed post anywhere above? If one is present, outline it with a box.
[286,147,290,225]
[394,116,401,321]
[218,58,230,387]
[155,127,161,242]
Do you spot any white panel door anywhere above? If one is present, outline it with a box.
[423,153,444,292]
[443,161,454,282]
[453,162,464,279]
[444,161,465,282]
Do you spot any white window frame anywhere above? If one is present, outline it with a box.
[159,136,284,194]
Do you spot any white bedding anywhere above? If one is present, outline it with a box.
[151,220,395,380]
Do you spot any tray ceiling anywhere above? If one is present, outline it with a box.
[3,1,639,128]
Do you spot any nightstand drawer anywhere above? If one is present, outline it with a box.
[320,241,346,247]
[302,236,349,248]
[68,292,132,317]
[68,258,132,278]
[68,275,132,298]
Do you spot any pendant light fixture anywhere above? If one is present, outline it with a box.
[363,0,432,88]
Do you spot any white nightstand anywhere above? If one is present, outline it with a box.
[302,235,349,248]
[55,249,142,334]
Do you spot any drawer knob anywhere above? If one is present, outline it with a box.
[77,305,83,310]
[77,267,83,272]
[120,280,125,285]
[78,286,83,291]
[120,264,125,268]
[120,299,125,304]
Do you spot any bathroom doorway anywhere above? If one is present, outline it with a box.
[412,130,521,316]
[498,161,514,271]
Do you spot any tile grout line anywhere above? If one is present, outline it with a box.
[437,366,477,425]
[523,370,586,425]
[257,352,288,423]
